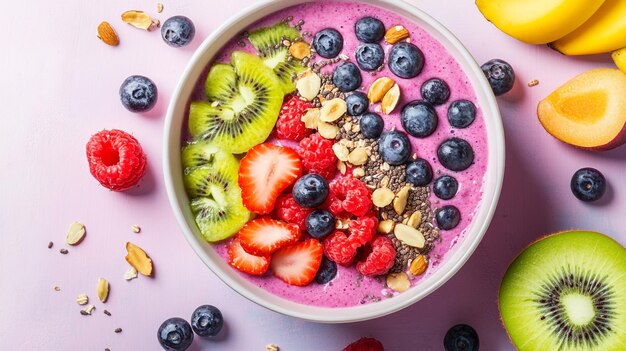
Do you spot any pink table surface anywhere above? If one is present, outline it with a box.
[1,0,625,350]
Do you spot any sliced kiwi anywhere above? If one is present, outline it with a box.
[499,230,626,350]
[189,51,283,154]
[183,161,250,242]
[248,21,306,94]
[181,141,239,174]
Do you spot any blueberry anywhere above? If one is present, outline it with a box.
[313,28,343,58]
[332,62,362,92]
[360,112,384,139]
[378,130,412,165]
[306,210,335,239]
[355,17,385,43]
[421,78,450,106]
[161,16,195,48]
[436,205,461,230]
[405,159,433,186]
[444,324,479,351]
[315,256,337,284]
[119,75,158,112]
[448,100,476,129]
[481,59,515,96]
[388,42,424,79]
[346,92,369,116]
[355,43,384,71]
[433,175,458,200]
[401,100,438,138]
[157,317,194,351]
[437,138,474,172]
[570,167,606,202]
[190,305,223,337]
[292,174,329,208]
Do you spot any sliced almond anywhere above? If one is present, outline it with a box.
[125,242,153,276]
[296,70,321,101]
[97,278,109,303]
[335,218,349,230]
[124,266,138,281]
[337,160,347,175]
[386,272,410,292]
[156,3,164,13]
[377,219,395,234]
[76,294,89,305]
[319,98,347,122]
[393,185,411,215]
[121,10,154,31]
[332,143,349,161]
[372,188,395,208]
[66,222,86,245]
[407,211,422,228]
[380,175,390,188]
[381,84,400,114]
[348,147,368,166]
[81,304,95,315]
[301,108,320,129]
[352,167,365,178]
[385,25,410,44]
[394,224,425,248]
[289,41,311,60]
[409,255,428,276]
[317,121,339,139]
[97,21,119,46]
[367,77,395,103]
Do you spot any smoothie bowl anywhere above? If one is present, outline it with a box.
[164,0,504,322]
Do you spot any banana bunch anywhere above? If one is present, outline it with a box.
[476,0,626,56]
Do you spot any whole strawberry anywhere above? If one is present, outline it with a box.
[275,95,313,141]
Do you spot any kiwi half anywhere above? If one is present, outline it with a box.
[248,21,306,94]
[190,51,283,154]
[499,230,626,350]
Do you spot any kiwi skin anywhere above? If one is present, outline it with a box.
[498,230,626,351]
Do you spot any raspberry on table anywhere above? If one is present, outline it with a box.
[323,230,357,266]
[348,216,378,249]
[356,236,396,276]
[298,133,337,179]
[275,95,313,141]
[328,176,373,217]
[86,129,147,191]
[273,194,313,231]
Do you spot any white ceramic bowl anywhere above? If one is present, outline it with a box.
[164,0,505,323]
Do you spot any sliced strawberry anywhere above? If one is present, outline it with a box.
[227,237,270,276]
[271,239,323,286]
[238,217,301,256]
[239,144,302,214]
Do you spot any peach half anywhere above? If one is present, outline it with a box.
[537,68,626,150]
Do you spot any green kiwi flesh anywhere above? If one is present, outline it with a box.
[190,51,283,154]
[181,141,238,174]
[499,230,626,350]
[248,21,305,94]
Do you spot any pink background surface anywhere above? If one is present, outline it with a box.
[1,0,624,350]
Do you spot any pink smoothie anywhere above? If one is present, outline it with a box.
[189,1,488,307]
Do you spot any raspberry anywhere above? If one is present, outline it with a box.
[348,216,378,248]
[323,231,356,266]
[273,194,312,231]
[356,236,396,276]
[343,337,384,351]
[328,176,373,216]
[275,95,313,141]
[299,133,337,179]
[86,129,147,191]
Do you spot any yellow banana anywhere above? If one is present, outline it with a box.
[476,0,605,45]
[551,0,626,55]
[612,47,626,73]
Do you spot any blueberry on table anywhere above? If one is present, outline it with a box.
[313,28,343,58]
[360,112,384,139]
[355,43,385,71]
[190,305,223,337]
[355,16,385,43]
[405,159,433,186]
[421,78,450,106]
[433,175,458,200]
[436,205,461,230]
[388,42,424,79]
[306,210,335,239]
[401,100,438,138]
[448,100,476,129]
[378,130,412,165]
[481,59,515,96]
[571,167,606,202]
[161,16,195,48]
[119,75,158,112]
[437,138,474,172]
[332,62,362,92]
[346,92,369,116]
[292,174,329,208]
[444,324,479,351]
[157,317,194,351]
[315,256,338,284]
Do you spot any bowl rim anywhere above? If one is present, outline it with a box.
[163,0,505,323]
